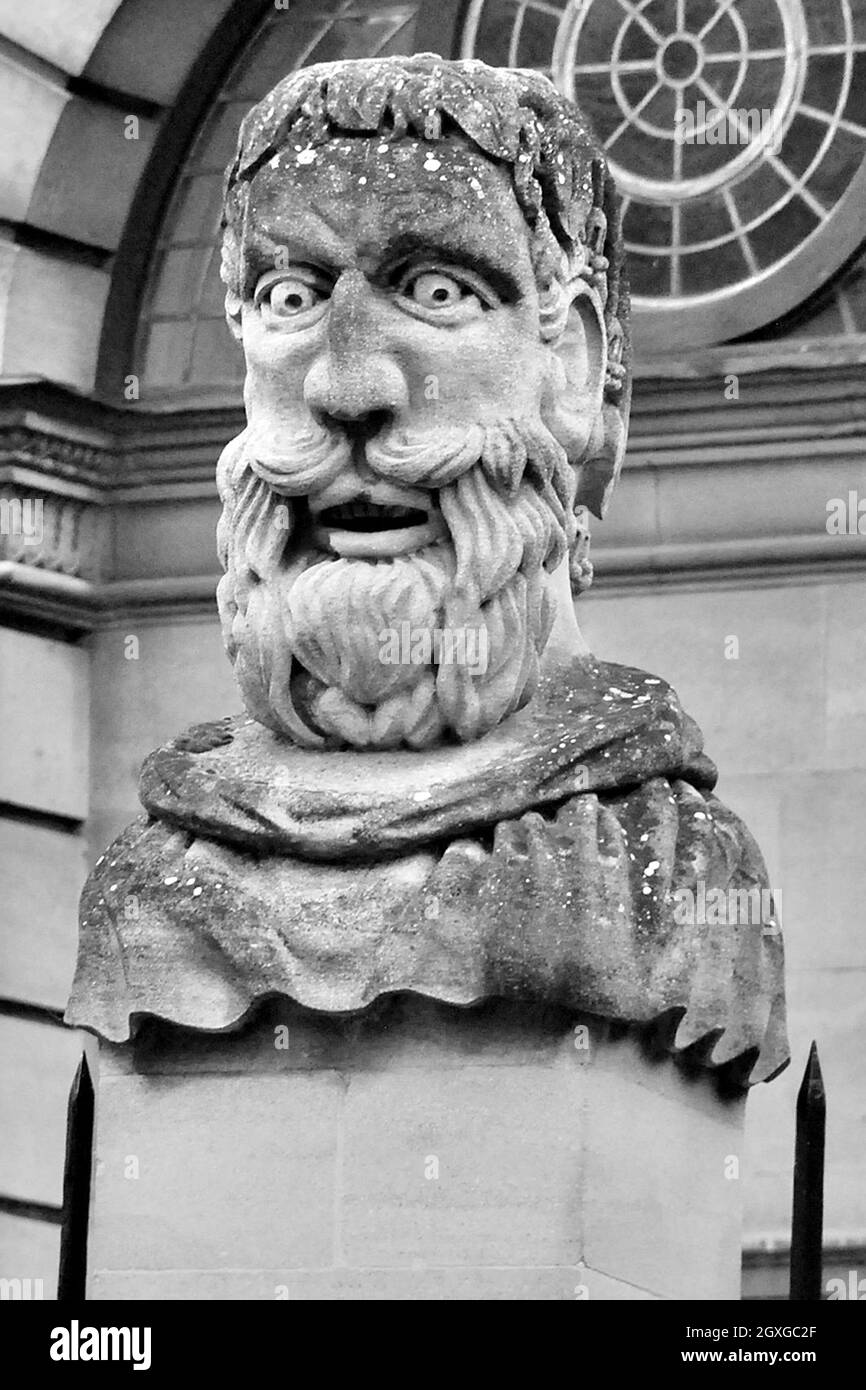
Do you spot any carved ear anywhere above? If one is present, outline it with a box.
[545,283,607,472]
[545,284,629,521]
[575,306,628,519]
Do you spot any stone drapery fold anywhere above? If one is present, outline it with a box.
[67,660,788,1084]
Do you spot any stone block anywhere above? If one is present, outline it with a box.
[655,458,838,546]
[340,1064,584,1269]
[85,0,236,106]
[0,59,67,222]
[111,499,222,582]
[90,1068,341,1273]
[825,579,866,771]
[28,96,157,251]
[0,627,89,820]
[582,1064,744,1300]
[87,618,241,854]
[591,465,657,552]
[0,244,109,393]
[0,1212,59,1300]
[0,1015,88,1206]
[778,772,866,970]
[0,819,86,1009]
[90,1262,659,1301]
[0,0,123,76]
[88,1003,746,1300]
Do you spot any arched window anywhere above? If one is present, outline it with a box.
[461,0,866,349]
[133,0,866,400]
[135,0,426,401]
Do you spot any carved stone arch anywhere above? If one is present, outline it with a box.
[0,0,260,395]
[460,0,866,354]
[120,0,466,407]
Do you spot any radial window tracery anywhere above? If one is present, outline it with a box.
[462,0,866,347]
[134,0,866,395]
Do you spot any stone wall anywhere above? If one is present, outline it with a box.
[3,383,865,1296]
[0,627,95,1297]
[580,577,866,1251]
[75,568,866,1257]
[1,0,865,1301]
[88,1000,746,1301]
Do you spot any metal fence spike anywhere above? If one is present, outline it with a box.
[57,1052,94,1303]
[789,1041,825,1301]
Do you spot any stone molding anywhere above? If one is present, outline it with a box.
[0,371,864,629]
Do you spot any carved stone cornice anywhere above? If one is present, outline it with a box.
[0,405,109,596]
[3,367,866,486]
[0,371,864,631]
[0,484,104,580]
[0,422,111,489]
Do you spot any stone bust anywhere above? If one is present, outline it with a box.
[67,56,787,1085]
[215,55,628,750]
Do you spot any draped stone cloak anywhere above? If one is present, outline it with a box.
[66,657,789,1084]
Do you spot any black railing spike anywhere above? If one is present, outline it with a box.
[57,1052,94,1303]
[789,1040,825,1301]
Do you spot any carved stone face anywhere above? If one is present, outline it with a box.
[217,120,618,750]
[239,139,555,500]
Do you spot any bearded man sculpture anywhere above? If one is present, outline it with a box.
[67,56,787,1089]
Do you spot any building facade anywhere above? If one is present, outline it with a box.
[1,0,865,1299]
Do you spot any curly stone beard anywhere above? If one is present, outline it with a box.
[216,416,575,749]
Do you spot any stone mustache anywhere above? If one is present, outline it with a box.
[67,56,788,1086]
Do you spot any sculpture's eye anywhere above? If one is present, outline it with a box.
[254,271,328,323]
[397,265,489,323]
[409,272,466,310]
[268,280,319,316]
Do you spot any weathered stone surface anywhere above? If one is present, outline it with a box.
[1,0,123,76]
[0,627,89,819]
[28,96,157,252]
[0,61,67,223]
[91,1070,339,1273]
[0,243,109,393]
[0,820,85,1010]
[582,1064,744,1299]
[136,658,712,856]
[214,57,630,754]
[68,658,786,1081]
[90,1266,660,1301]
[68,56,788,1098]
[86,1004,744,1300]
[0,1015,89,1207]
[0,1212,60,1300]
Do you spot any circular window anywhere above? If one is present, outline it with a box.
[461,0,866,349]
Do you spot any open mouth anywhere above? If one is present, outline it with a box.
[311,494,445,558]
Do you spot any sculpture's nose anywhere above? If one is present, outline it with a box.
[303,269,408,432]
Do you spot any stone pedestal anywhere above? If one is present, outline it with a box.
[87,997,745,1301]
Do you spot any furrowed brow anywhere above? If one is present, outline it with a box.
[239,230,284,297]
[378,232,524,303]
[239,219,343,296]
